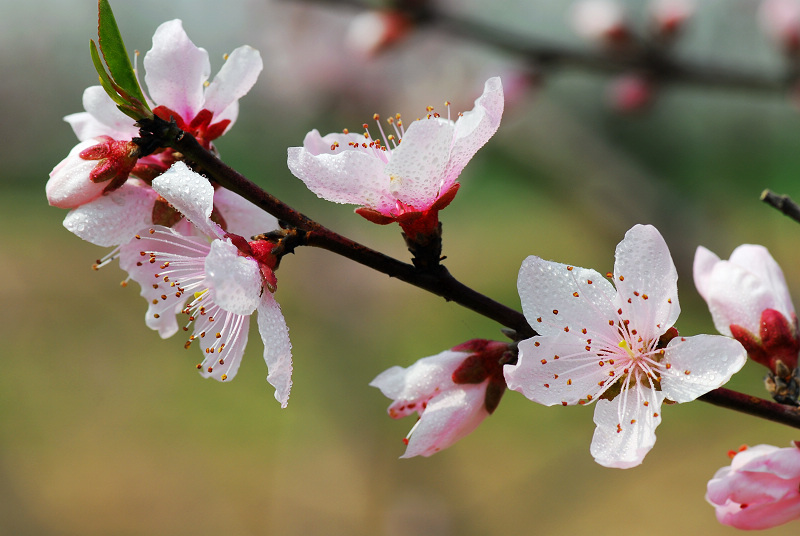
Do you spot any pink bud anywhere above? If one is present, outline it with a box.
[570,0,631,48]
[650,0,695,39]
[47,139,110,209]
[707,443,800,530]
[759,0,800,55]
[608,75,654,112]
[344,10,412,58]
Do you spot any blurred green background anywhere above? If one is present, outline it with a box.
[3,0,800,534]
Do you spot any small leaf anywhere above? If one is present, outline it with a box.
[97,0,149,111]
[89,39,126,107]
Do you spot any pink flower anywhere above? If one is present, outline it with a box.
[607,74,655,112]
[707,442,800,530]
[649,0,695,39]
[119,162,292,407]
[344,10,412,58]
[287,77,503,240]
[504,224,747,468]
[370,339,508,458]
[48,19,263,245]
[694,244,799,373]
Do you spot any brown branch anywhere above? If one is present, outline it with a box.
[699,388,800,430]
[761,189,800,224]
[136,115,535,339]
[298,0,792,94]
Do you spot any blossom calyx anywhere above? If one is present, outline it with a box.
[707,442,800,529]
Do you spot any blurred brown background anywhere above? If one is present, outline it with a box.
[2,0,800,534]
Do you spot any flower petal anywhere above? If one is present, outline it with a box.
[63,180,158,247]
[152,161,223,238]
[441,76,504,193]
[118,225,210,338]
[80,85,139,140]
[505,334,611,406]
[370,350,466,418]
[384,117,455,210]
[257,291,293,408]
[288,130,396,211]
[660,334,746,403]
[195,304,250,382]
[202,45,263,119]
[517,256,618,337]
[144,19,210,121]
[205,239,262,316]
[692,245,720,302]
[613,224,679,342]
[47,139,108,209]
[212,187,280,239]
[590,386,663,468]
[401,384,488,458]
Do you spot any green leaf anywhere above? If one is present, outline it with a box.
[97,0,149,110]
[89,39,126,107]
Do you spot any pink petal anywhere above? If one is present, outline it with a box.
[144,19,210,121]
[195,305,250,382]
[287,130,396,211]
[257,292,293,408]
[47,139,107,209]
[202,45,263,119]
[505,334,611,406]
[613,224,679,343]
[700,256,788,337]
[370,350,466,417]
[213,187,280,239]
[714,495,800,530]
[590,387,663,468]
[692,245,719,301]
[517,256,618,337]
[401,385,488,458]
[62,180,158,247]
[205,239,262,316]
[384,118,455,209]
[738,444,800,479]
[660,334,746,403]
[441,76,504,193]
[80,85,139,140]
[151,162,223,239]
[118,226,210,338]
[729,244,794,318]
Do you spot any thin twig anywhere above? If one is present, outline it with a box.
[700,388,800,430]
[761,189,800,224]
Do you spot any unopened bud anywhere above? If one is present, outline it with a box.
[608,74,654,112]
[570,0,631,48]
[650,0,695,40]
[344,10,412,58]
[759,0,800,55]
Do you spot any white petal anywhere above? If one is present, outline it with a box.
[257,292,293,408]
[46,139,107,209]
[152,162,223,238]
[384,118,455,209]
[195,304,250,382]
[81,85,139,139]
[590,387,664,468]
[63,180,157,247]
[660,334,747,403]
[505,334,613,406]
[144,19,210,120]
[118,226,210,338]
[402,385,489,458]
[202,45,263,118]
[441,76,504,193]
[692,245,720,301]
[729,244,794,317]
[287,130,396,211]
[370,350,466,407]
[517,256,618,337]
[205,239,262,316]
[213,187,279,239]
[614,224,679,342]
